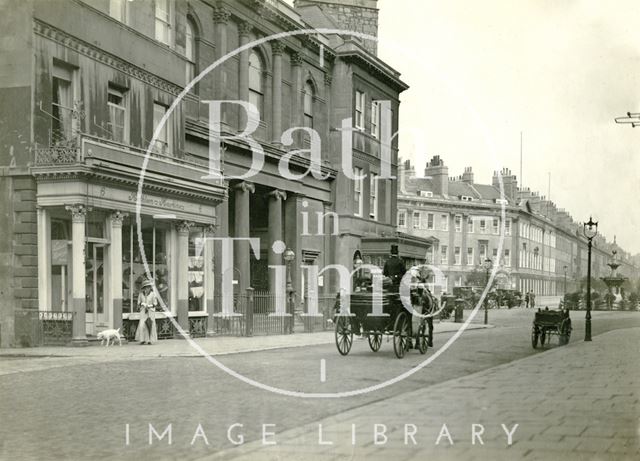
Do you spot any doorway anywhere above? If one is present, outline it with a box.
[85,241,108,335]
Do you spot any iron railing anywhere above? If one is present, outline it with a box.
[14,310,75,347]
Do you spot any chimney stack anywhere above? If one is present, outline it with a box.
[424,155,448,196]
[461,166,474,183]
[492,168,518,200]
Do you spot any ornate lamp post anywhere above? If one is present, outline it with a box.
[582,217,598,341]
[284,247,295,334]
[483,257,493,325]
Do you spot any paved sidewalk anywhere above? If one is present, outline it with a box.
[201,327,640,461]
[0,321,490,375]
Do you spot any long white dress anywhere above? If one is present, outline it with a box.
[135,291,158,343]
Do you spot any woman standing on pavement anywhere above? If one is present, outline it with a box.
[135,279,158,345]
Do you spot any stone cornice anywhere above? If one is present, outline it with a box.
[34,19,184,96]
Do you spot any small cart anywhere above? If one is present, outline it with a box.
[531,308,572,348]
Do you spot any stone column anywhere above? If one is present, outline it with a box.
[291,52,303,134]
[109,211,126,332]
[66,204,88,345]
[214,197,229,314]
[204,224,217,336]
[268,189,287,294]
[213,6,230,122]
[176,221,194,339]
[271,41,284,143]
[234,182,254,292]
[238,21,251,126]
[37,207,51,311]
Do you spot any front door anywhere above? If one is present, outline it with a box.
[85,242,108,335]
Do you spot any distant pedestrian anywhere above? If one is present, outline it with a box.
[530,291,536,309]
[525,291,530,308]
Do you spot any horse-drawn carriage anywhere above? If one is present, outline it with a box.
[531,308,572,348]
[334,285,437,359]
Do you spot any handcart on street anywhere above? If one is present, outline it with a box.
[531,307,572,348]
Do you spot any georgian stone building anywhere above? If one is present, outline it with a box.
[0,0,411,346]
[398,156,639,297]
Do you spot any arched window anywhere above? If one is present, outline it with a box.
[248,50,264,113]
[185,17,197,84]
[303,81,314,128]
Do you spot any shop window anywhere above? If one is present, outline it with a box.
[122,219,171,314]
[188,227,205,312]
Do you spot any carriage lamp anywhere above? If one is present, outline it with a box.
[284,247,295,334]
[483,258,493,325]
[582,217,598,341]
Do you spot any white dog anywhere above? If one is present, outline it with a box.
[97,328,122,347]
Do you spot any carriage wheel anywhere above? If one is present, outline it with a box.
[559,320,572,345]
[540,330,547,346]
[531,326,539,349]
[368,332,382,352]
[416,323,428,355]
[393,312,410,359]
[335,316,353,356]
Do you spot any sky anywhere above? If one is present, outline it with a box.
[372,0,640,254]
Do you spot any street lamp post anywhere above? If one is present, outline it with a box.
[483,257,493,325]
[582,217,598,342]
[563,265,568,297]
[284,247,295,334]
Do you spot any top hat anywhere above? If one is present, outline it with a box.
[390,244,399,255]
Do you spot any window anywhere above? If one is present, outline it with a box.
[479,243,488,261]
[355,90,365,130]
[398,210,406,227]
[441,245,448,265]
[303,81,314,129]
[413,211,420,229]
[505,219,511,235]
[419,190,433,197]
[479,219,487,233]
[492,248,498,258]
[109,0,126,22]
[185,17,197,84]
[441,214,448,231]
[467,247,474,266]
[248,50,264,114]
[371,100,380,138]
[427,213,434,230]
[152,102,171,155]
[467,217,474,233]
[107,85,127,143]
[369,173,378,219]
[454,215,462,232]
[493,218,499,234]
[354,167,363,217]
[454,247,461,265]
[155,0,172,45]
[51,62,76,143]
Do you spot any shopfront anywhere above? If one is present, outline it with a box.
[32,136,225,343]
